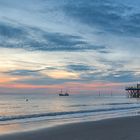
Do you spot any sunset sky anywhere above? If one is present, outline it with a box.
[0,0,140,94]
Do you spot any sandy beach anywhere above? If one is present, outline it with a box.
[0,116,140,140]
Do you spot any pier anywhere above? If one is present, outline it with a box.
[125,84,140,98]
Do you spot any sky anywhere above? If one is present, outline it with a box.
[0,0,140,94]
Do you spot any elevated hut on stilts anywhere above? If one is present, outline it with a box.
[125,84,140,98]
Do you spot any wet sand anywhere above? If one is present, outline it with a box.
[0,116,140,140]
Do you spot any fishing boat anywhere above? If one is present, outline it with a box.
[59,89,69,96]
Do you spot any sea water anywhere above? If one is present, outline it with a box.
[0,93,140,134]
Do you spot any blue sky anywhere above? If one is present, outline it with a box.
[0,0,139,94]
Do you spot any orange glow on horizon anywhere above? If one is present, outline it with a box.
[0,83,62,89]
[0,82,124,91]
[45,70,79,79]
[0,77,19,83]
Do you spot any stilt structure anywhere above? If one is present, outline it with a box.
[125,84,140,98]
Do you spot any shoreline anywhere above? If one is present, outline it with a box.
[0,116,140,140]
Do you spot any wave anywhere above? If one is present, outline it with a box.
[0,105,140,122]
[66,102,135,107]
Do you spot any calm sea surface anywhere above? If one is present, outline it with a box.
[0,93,140,134]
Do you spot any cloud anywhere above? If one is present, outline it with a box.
[103,71,140,82]
[80,69,140,83]
[0,0,140,92]
[4,70,81,86]
[67,64,94,72]
[63,0,140,37]
[0,22,26,38]
[16,76,79,85]
[4,69,46,76]
[0,20,107,52]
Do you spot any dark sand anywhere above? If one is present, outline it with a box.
[0,116,140,140]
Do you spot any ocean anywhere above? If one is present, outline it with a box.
[0,93,140,134]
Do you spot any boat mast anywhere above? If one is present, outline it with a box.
[61,89,63,94]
